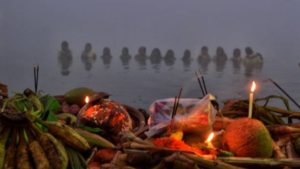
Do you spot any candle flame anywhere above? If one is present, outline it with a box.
[251,81,256,92]
[85,96,89,104]
[205,132,214,143]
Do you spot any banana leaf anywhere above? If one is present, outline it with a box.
[39,95,60,122]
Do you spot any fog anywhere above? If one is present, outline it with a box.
[1,1,300,110]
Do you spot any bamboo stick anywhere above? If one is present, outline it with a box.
[183,153,244,169]
[217,157,300,168]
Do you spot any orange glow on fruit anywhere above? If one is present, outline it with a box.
[205,132,214,143]
[251,81,256,92]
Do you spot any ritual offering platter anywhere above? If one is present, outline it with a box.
[2,77,300,169]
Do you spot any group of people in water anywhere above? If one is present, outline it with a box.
[57,41,263,76]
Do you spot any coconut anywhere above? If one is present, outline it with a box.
[222,118,273,157]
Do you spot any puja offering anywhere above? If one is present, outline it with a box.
[1,72,300,169]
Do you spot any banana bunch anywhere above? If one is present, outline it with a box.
[0,111,91,169]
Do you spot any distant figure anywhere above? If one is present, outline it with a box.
[134,46,148,60]
[230,48,242,62]
[120,47,132,68]
[243,47,263,77]
[213,47,227,61]
[198,46,211,61]
[81,43,96,58]
[101,47,112,65]
[134,46,148,69]
[164,49,176,66]
[182,50,192,70]
[58,41,72,57]
[198,46,211,73]
[58,41,73,76]
[149,48,162,65]
[81,43,96,71]
[231,48,242,74]
[243,47,263,65]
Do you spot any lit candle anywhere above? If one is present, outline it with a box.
[205,132,215,148]
[248,81,256,118]
[85,96,89,104]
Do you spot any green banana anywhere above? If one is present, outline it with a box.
[17,129,34,169]
[30,123,68,169]
[74,128,115,148]
[25,127,51,169]
[33,117,90,152]
[0,128,11,169]
[3,128,18,169]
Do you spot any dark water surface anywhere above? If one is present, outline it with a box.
[1,1,300,111]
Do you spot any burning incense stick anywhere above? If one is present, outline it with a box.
[169,88,183,136]
[36,64,39,93]
[269,78,300,109]
[199,70,208,95]
[195,72,205,97]
[168,97,177,136]
[34,64,37,93]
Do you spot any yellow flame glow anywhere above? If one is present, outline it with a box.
[251,81,256,92]
[85,96,89,104]
[205,132,214,143]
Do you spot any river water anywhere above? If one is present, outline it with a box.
[1,1,300,111]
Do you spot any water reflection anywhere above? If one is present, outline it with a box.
[164,50,176,70]
[134,46,148,70]
[57,41,73,76]
[182,50,192,71]
[81,43,96,71]
[101,47,112,69]
[120,47,132,70]
[230,48,242,74]
[197,46,211,73]
[149,48,162,72]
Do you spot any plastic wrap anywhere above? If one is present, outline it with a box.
[146,94,217,137]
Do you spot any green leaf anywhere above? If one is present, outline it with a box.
[46,111,59,122]
[39,95,61,120]
[39,95,61,112]
[73,125,103,133]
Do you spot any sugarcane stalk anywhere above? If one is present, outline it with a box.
[272,140,285,158]
[286,141,299,158]
[264,106,300,117]
[267,125,300,135]
[275,135,292,147]
[217,157,300,168]
[183,153,244,169]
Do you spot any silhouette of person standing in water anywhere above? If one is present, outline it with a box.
[230,48,242,74]
[182,50,192,71]
[213,47,227,74]
[134,46,148,69]
[149,48,162,72]
[81,43,96,71]
[243,47,263,77]
[164,49,176,66]
[101,47,112,69]
[198,46,211,73]
[58,41,73,76]
[120,47,132,69]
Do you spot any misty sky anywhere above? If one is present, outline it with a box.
[1,0,300,58]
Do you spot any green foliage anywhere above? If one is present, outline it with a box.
[73,125,103,133]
